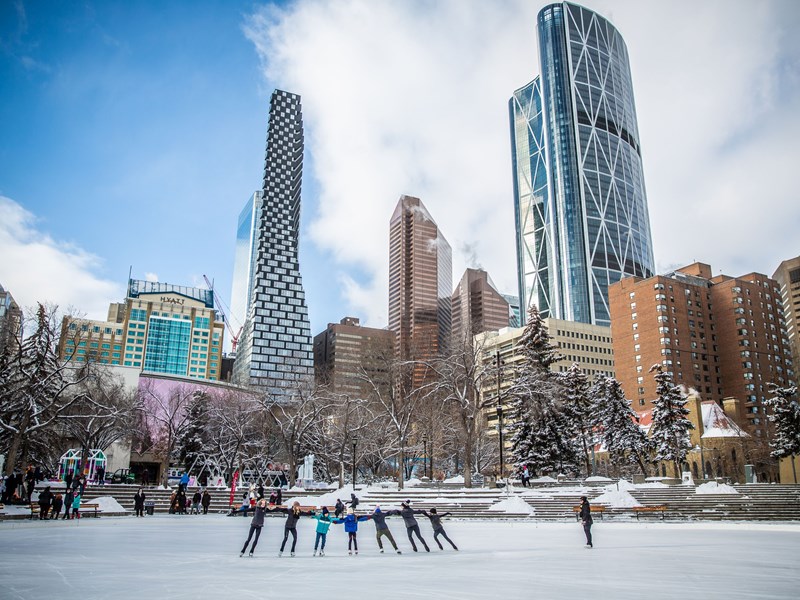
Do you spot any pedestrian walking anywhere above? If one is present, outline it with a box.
[334,507,370,555]
[133,488,146,517]
[201,489,211,514]
[422,508,458,550]
[399,500,430,552]
[270,501,314,557]
[240,498,268,557]
[369,505,402,554]
[579,496,593,548]
[312,506,334,556]
[37,486,54,520]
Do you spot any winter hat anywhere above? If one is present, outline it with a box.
[322,506,329,514]
[375,505,381,512]
[430,508,437,514]
[347,507,354,515]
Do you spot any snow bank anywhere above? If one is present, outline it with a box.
[404,478,422,487]
[530,476,557,483]
[488,496,535,516]
[591,489,642,508]
[585,476,613,482]
[606,480,636,492]
[429,497,458,505]
[696,482,739,495]
[91,496,127,513]
[443,475,464,484]
[636,482,669,489]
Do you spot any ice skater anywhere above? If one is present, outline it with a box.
[579,496,593,548]
[334,507,370,555]
[369,505,402,554]
[399,500,430,552]
[334,498,345,519]
[422,508,458,550]
[312,506,334,556]
[271,501,313,557]
[133,488,146,517]
[240,498,268,557]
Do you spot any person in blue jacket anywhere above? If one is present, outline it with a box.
[312,506,334,556]
[333,507,370,555]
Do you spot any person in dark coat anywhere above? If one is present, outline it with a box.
[422,508,458,550]
[133,488,146,517]
[240,498,268,557]
[24,466,35,502]
[275,488,282,506]
[63,488,74,520]
[348,493,360,511]
[201,490,212,514]
[334,498,345,519]
[369,505,402,553]
[177,489,187,514]
[270,501,314,557]
[64,470,73,493]
[192,490,202,515]
[399,501,430,552]
[51,493,63,520]
[37,486,54,520]
[257,484,264,500]
[579,496,593,548]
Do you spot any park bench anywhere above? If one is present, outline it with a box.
[632,505,667,520]
[573,505,605,521]
[28,503,40,519]
[78,502,100,518]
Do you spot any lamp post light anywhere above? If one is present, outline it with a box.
[422,434,428,480]
[495,350,505,486]
[352,436,358,490]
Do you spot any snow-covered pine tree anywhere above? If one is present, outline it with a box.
[590,376,651,476]
[559,363,593,477]
[518,305,561,370]
[176,391,210,476]
[765,383,800,482]
[648,364,693,476]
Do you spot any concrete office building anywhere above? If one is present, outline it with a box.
[772,255,800,383]
[0,283,22,355]
[510,2,655,326]
[233,90,314,397]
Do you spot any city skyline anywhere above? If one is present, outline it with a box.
[1,0,798,340]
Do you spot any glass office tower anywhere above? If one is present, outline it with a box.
[510,2,655,326]
[229,191,261,340]
[233,90,314,397]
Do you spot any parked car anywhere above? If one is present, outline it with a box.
[110,468,136,484]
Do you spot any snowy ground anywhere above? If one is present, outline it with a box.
[1,516,798,599]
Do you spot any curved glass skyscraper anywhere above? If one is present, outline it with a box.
[510,2,655,326]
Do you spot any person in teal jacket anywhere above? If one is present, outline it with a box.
[333,507,370,555]
[71,493,81,519]
[313,506,334,556]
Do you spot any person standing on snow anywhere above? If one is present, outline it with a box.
[399,500,430,552]
[579,496,593,548]
[312,506,334,556]
[422,508,458,550]
[368,505,402,554]
[201,489,212,514]
[133,488,146,517]
[240,498,268,557]
[333,507,370,555]
[270,501,314,557]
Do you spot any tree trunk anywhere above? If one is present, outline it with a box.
[464,432,473,488]
[398,439,405,490]
[4,432,23,476]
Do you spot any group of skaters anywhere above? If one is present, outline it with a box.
[239,493,458,558]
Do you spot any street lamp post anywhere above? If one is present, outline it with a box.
[495,351,505,485]
[352,437,358,490]
[422,434,428,480]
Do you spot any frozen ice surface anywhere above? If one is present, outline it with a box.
[1,516,798,599]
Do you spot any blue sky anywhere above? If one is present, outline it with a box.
[2,0,799,349]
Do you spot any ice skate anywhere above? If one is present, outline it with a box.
[278,551,283,557]
[313,550,317,556]
[249,552,254,557]
[396,550,402,554]
[584,544,593,549]
[354,550,358,555]
[319,550,325,557]
[239,551,244,557]
[380,549,384,553]
[290,552,295,557]
[348,550,352,555]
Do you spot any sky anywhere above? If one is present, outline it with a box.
[1,0,799,350]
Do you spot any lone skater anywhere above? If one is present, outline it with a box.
[579,496,593,548]
[240,498,268,557]
[422,508,458,550]
[399,500,430,552]
[369,505,402,554]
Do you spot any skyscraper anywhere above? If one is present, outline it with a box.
[232,90,314,396]
[510,2,655,327]
[772,255,800,385]
[388,195,452,382]
[450,268,510,343]
[229,191,262,342]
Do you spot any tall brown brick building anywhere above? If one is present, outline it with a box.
[450,268,510,344]
[609,262,794,437]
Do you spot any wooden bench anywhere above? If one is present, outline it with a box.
[632,505,667,520]
[78,502,100,518]
[573,505,605,521]
[29,503,40,519]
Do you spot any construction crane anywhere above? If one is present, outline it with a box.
[203,275,244,353]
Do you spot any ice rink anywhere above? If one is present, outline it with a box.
[1,515,798,599]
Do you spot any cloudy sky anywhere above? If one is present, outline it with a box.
[1,0,798,346]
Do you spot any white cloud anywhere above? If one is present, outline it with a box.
[245,0,800,327]
[0,196,122,318]
[144,272,159,282]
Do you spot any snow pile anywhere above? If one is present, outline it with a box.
[607,480,636,492]
[591,490,642,508]
[90,496,127,513]
[696,482,739,495]
[488,496,535,516]
[0,504,31,515]
[285,484,359,508]
[404,478,422,487]
[443,475,464,484]
[429,497,457,505]
[637,481,669,489]
[585,476,613,482]
[529,476,557,483]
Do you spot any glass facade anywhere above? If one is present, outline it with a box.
[232,90,314,397]
[511,1,655,326]
[144,316,191,375]
[230,191,261,331]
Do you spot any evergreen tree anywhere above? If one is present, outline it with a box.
[765,383,800,482]
[176,391,210,476]
[648,365,693,475]
[559,363,593,477]
[590,376,651,476]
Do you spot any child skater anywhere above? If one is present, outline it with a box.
[240,498,268,557]
[270,501,314,557]
[334,507,370,555]
[312,506,334,556]
[71,492,81,519]
[422,508,458,550]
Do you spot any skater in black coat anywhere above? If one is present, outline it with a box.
[51,493,63,520]
[201,490,211,514]
[62,489,74,520]
[399,501,430,552]
[334,498,345,519]
[270,501,314,556]
[369,506,402,553]
[422,508,458,550]
[240,498,268,557]
[579,496,593,548]
[133,489,146,517]
[37,486,54,520]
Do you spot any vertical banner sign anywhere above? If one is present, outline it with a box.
[229,470,240,507]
